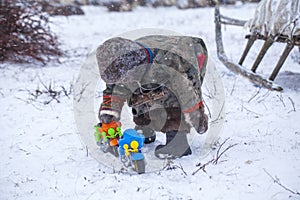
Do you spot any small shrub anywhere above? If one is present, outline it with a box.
[0,0,62,64]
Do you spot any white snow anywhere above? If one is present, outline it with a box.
[1,3,300,200]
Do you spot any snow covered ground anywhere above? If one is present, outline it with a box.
[1,3,300,200]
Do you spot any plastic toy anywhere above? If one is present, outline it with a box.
[94,121,122,157]
[118,129,146,174]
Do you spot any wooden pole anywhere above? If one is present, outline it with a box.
[239,35,256,65]
[251,37,274,72]
[269,42,294,81]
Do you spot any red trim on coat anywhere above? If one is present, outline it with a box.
[103,95,125,102]
[182,101,203,113]
[197,54,206,70]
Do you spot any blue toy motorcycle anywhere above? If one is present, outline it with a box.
[118,129,146,174]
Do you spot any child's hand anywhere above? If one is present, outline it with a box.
[184,106,208,134]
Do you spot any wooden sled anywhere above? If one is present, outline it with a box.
[214,6,300,91]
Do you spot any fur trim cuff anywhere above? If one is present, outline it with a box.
[100,109,120,119]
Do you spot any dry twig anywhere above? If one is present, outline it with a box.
[213,138,237,164]
[288,97,296,112]
[75,82,89,102]
[17,80,73,106]
[163,160,187,176]
[248,88,261,103]
[263,168,300,196]
[192,138,238,175]
[210,102,225,124]
[230,78,237,96]
[276,94,286,107]
[241,103,262,116]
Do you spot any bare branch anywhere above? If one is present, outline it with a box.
[15,96,43,111]
[288,97,296,112]
[276,94,286,107]
[263,168,300,196]
[61,84,73,99]
[178,163,187,176]
[192,138,238,175]
[210,102,225,124]
[162,160,187,176]
[213,141,238,165]
[241,104,263,116]
[248,88,261,103]
[17,80,73,107]
[192,159,214,175]
[230,78,237,96]
[76,82,89,102]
